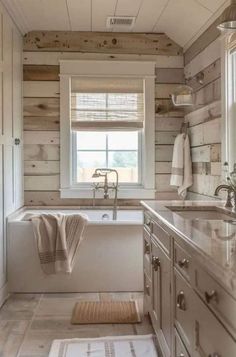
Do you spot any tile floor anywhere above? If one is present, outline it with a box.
[0,292,154,357]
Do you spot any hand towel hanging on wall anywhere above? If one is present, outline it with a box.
[170,132,193,198]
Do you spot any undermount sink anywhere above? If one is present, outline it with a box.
[167,206,236,221]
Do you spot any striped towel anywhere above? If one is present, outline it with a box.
[170,133,193,198]
[30,213,88,274]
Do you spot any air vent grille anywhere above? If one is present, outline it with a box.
[106,16,136,29]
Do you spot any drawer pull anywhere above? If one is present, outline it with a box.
[178,258,189,269]
[208,354,221,357]
[144,241,150,255]
[177,291,186,311]
[145,285,150,296]
[178,354,185,357]
[205,290,218,304]
[152,256,161,271]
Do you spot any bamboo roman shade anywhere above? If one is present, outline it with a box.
[70,77,144,131]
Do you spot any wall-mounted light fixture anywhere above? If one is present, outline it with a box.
[217,0,236,30]
[171,85,194,107]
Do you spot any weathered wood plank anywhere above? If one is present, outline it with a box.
[155,68,184,83]
[24,175,60,191]
[155,84,180,99]
[155,145,173,161]
[189,118,221,146]
[155,162,172,174]
[191,144,221,163]
[184,37,220,79]
[192,162,211,175]
[184,17,220,65]
[24,161,60,175]
[24,116,60,131]
[185,100,221,127]
[190,174,221,196]
[155,98,185,116]
[24,131,60,145]
[155,117,183,131]
[24,98,59,117]
[24,191,140,206]
[194,78,221,107]
[24,31,183,56]
[186,58,221,92]
[23,65,59,81]
[24,144,60,161]
[24,81,60,97]
[155,174,175,192]
[23,51,184,68]
[155,131,178,145]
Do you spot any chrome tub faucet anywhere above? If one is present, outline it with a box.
[92,168,119,219]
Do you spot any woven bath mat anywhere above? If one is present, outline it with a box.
[71,300,141,324]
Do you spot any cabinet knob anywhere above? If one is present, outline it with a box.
[177,291,186,311]
[152,256,160,271]
[178,354,185,357]
[14,138,21,145]
[178,258,189,269]
[205,290,218,304]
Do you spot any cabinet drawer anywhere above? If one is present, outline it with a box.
[152,220,171,255]
[143,229,151,279]
[174,242,191,282]
[174,329,190,357]
[193,291,236,357]
[193,264,236,337]
[174,270,194,355]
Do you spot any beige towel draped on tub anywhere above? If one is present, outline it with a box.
[30,214,88,274]
[170,133,193,199]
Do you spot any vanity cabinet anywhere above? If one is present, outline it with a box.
[144,217,172,357]
[143,209,236,357]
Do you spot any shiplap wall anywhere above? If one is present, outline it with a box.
[184,34,222,199]
[23,31,184,206]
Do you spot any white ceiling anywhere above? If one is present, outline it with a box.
[1,0,230,49]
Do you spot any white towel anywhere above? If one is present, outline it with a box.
[170,133,193,198]
[29,213,88,274]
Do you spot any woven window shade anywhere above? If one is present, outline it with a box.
[71,77,144,131]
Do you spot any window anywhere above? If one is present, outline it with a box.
[74,131,140,184]
[60,60,155,199]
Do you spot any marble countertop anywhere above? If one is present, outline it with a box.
[141,200,236,298]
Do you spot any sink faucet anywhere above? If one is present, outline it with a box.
[214,184,236,208]
[92,168,119,219]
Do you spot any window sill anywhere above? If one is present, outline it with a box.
[60,187,155,199]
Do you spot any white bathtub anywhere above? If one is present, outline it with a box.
[7,208,143,293]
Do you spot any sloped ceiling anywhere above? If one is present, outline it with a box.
[1,0,230,49]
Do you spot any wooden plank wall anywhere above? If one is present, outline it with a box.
[23,31,184,206]
[184,35,222,199]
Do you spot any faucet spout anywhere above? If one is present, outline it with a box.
[214,184,235,208]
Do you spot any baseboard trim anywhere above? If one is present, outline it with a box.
[0,283,9,308]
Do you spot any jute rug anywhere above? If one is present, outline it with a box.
[71,301,141,324]
[49,335,158,357]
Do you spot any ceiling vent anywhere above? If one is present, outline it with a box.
[106,16,136,29]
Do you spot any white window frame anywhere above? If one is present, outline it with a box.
[60,60,156,199]
[222,32,236,172]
